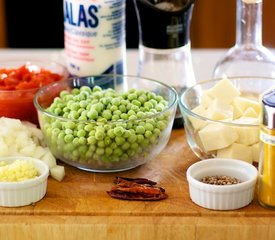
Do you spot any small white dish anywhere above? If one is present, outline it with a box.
[186,158,258,210]
[0,156,49,207]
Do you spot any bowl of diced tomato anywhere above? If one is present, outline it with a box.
[0,60,68,125]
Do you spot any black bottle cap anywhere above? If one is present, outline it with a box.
[134,0,195,49]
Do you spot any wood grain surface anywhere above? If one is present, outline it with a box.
[0,129,274,240]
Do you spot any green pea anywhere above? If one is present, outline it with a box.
[113,148,123,157]
[114,126,125,136]
[132,99,141,107]
[87,109,98,120]
[138,95,147,104]
[121,142,130,150]
[80,86,92,93]
[93,86,102,92]
[111,115,120,121]
[96,147,104,155]
[79,137,87,145]
[119,105,127,113]
[107,129,115,138]
[84,124,94,132]
[137,134,145,143]
[144,102,153,109]
[115,136,125,145]
[128,134,137,143]
[131,142,139,150]
[129,115,137,120]
[95,129,105,140]
[128,93,137,101]
[145,130,152,138]
[120,113,128,120]
[105,147,113,155]
[102,109,112,120]
[110,105,118,112]
[64,134,74,143]
[104,136,111,145]
[136,125,145,134]
[111,98,121,106]
[54,108,62,115]
[127,110,136,116]
[153,128,161,136]
[72,137,79,145]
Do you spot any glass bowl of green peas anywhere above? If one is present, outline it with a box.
[34,75,178,172]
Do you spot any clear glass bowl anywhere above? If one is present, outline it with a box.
[0,60,68,125]
[179,76,275,162]
[34,75,178,172]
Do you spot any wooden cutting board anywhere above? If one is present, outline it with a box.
[0,129,274,240]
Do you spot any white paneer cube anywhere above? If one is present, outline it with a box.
[217,143,253,164]
[251,142,260,163]
[233,116,260,125]
[234,126,259,145]
[233,96,261,114]
[243,107,258,118]
[233,117,260,145]
[232,102,243,119]
[198,123,238,152]
[200,92,213,108]
[207,78,241,104]
[206,99,233,120]
[189,105,208,130]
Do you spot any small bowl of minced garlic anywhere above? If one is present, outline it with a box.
[0,156,49,207]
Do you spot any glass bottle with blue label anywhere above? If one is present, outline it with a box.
[64,0,126,77]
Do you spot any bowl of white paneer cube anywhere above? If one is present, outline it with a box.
[179,76,275,164]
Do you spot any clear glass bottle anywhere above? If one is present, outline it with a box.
[213,0,275,78]
[133,0,196,128]
[258,89,275,209]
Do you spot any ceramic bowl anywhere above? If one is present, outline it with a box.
[0,156,49,207]
[186,158,258,210]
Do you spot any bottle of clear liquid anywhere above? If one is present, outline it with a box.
[133,0,196,128]
[213,0,275,78]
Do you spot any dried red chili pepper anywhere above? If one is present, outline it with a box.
[113,176,157,185]
[107,177,168,201]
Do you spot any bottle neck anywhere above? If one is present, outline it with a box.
[236,0,262,48]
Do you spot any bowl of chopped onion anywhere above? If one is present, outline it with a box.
[34,75,178,172]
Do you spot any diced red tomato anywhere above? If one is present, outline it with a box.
[0,64,63,90]
[0,64,65,125]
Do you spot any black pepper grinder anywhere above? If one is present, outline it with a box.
[133,0,196,128]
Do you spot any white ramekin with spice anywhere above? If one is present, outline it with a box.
[186,158,258,210]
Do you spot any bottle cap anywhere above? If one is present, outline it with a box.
[262,89,275,128]
[135,0,195,49]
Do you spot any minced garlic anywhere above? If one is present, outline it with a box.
[0,160,39,182]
